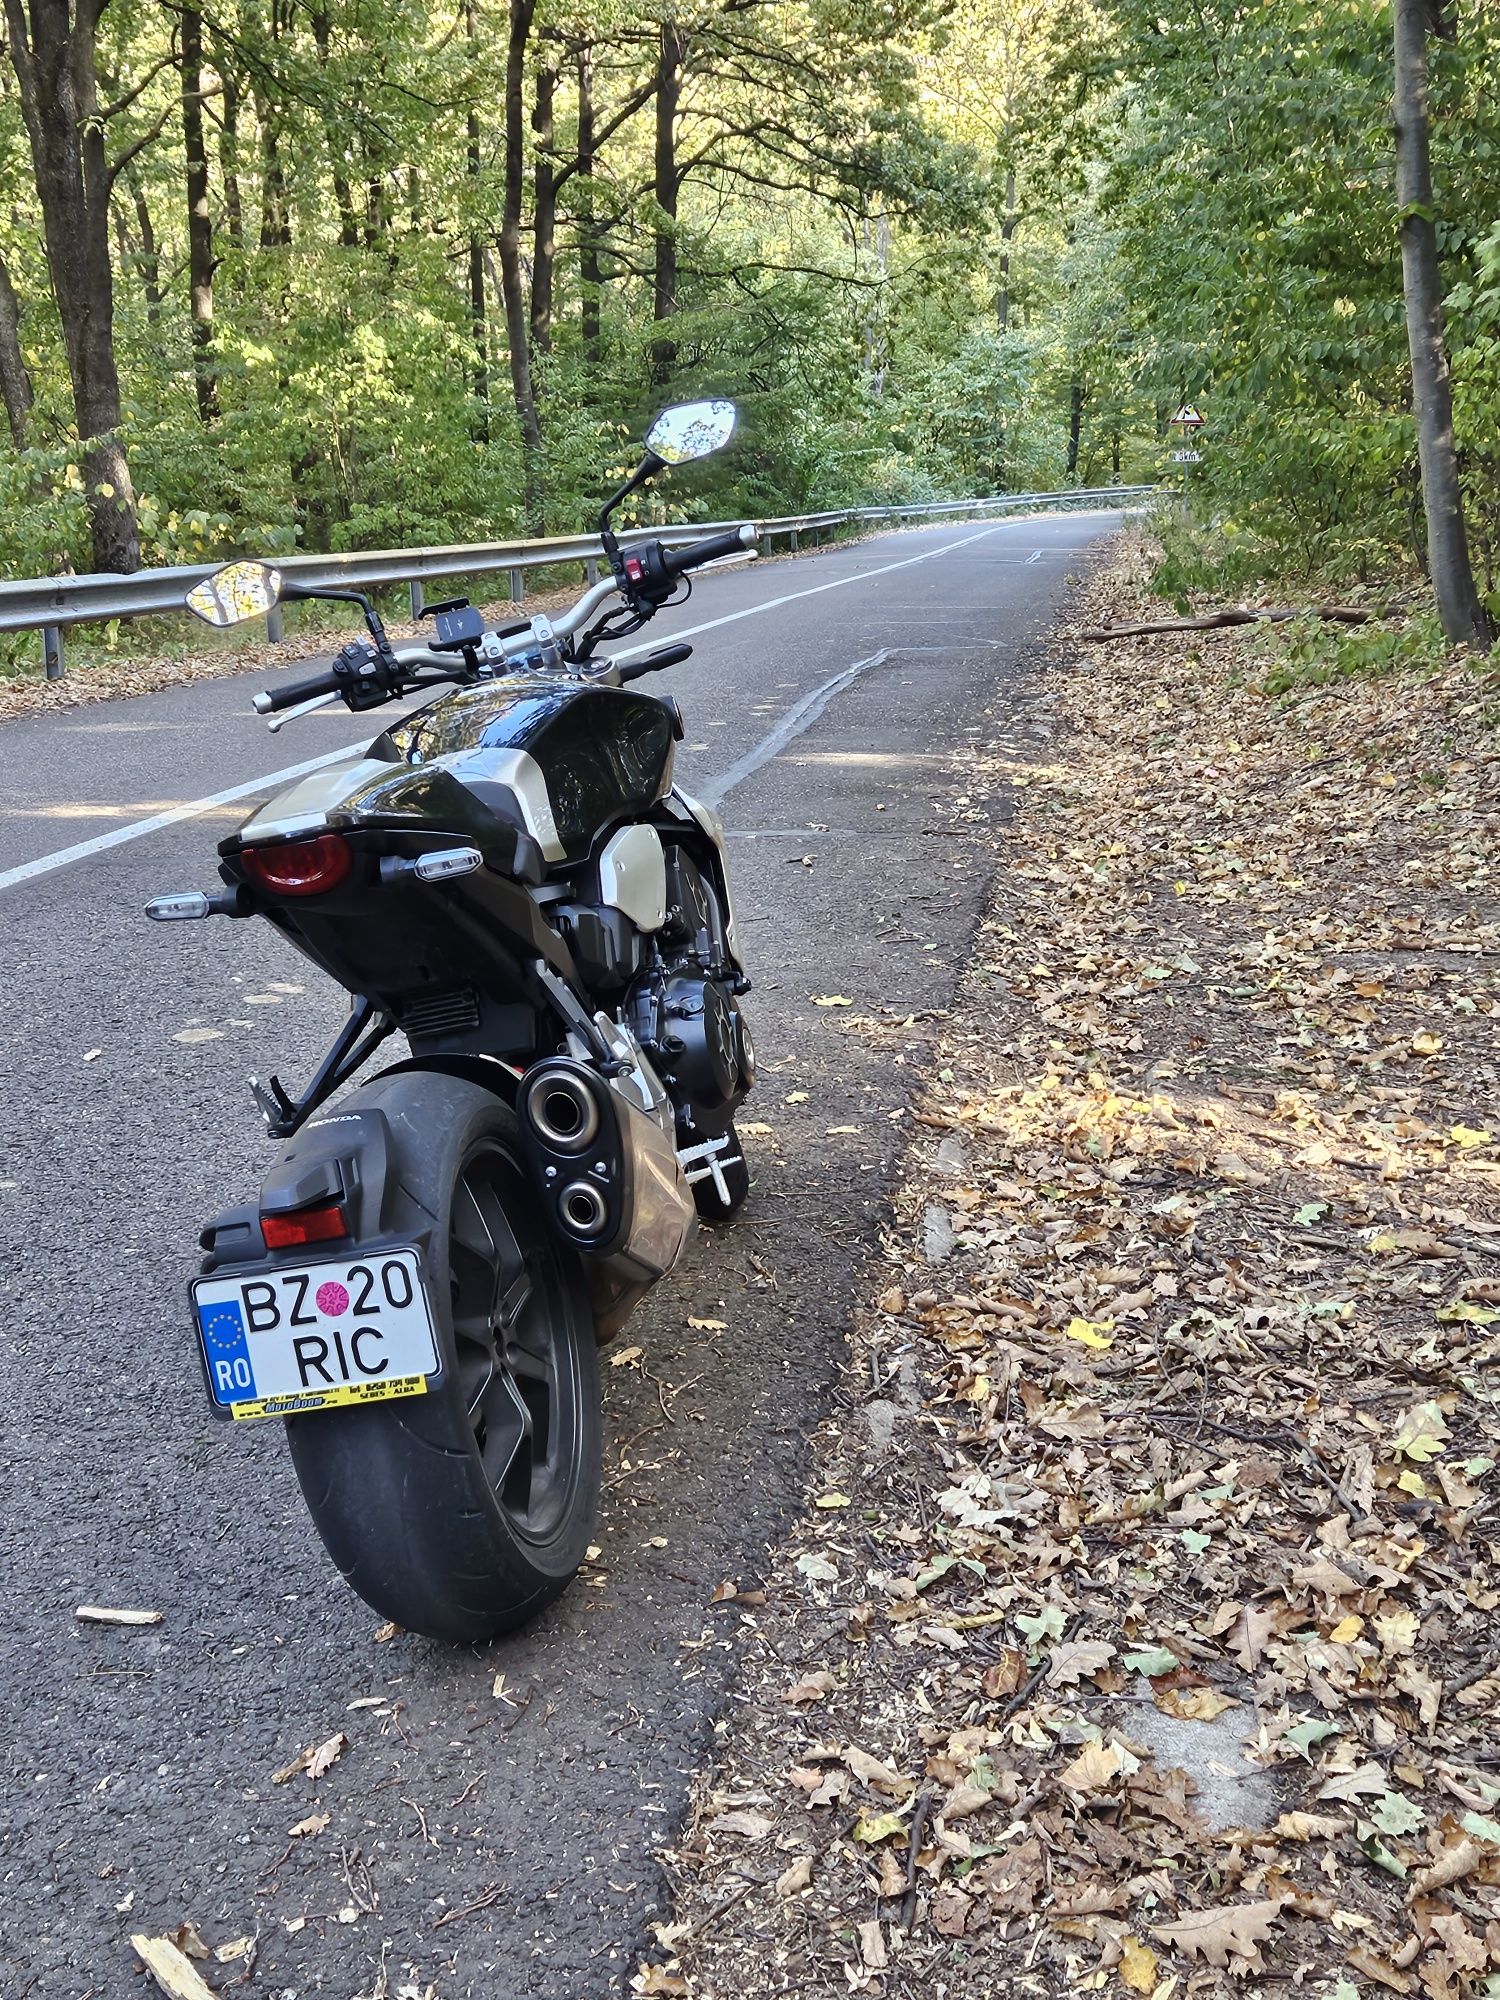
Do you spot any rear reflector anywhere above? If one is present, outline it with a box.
[242,833,352,897]
[261,1202,348,1249]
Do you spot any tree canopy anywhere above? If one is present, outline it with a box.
[0,0,1495,616]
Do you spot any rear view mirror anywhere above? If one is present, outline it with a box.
[187,559,283,627]
[645,399,737,466]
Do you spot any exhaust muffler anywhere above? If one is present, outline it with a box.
[518,1056,695,1333]
[520,1068,601,1153]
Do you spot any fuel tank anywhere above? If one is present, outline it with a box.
[377,679,677,863]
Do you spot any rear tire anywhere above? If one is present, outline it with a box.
[284,1071,600,1643]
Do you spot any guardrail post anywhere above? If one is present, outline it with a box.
[509,567,524,604]
[789,528,799,553]
[409,580,424,619]
[266,604,285,644]
[42,625,63,680]
[585,558,599,586]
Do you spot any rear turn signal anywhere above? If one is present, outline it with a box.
[261,1202,348,1249]
[242,833,352,898]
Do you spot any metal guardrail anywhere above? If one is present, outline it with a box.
[2,486,1154,679]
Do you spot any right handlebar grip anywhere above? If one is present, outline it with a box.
[252,669,343,715]
[662,524,758,577]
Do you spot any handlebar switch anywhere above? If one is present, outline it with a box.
[621,542,676,611]
[334,636,404,710]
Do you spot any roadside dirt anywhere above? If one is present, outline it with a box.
[642,534,1500,1998]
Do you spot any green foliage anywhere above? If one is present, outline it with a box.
[1256,612,1452,697]
[0,0,1150,588]
[1097,0,1500,601]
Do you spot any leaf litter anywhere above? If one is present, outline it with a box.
[643,536,1500,1998]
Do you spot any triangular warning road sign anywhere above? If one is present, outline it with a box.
[1170,403,1205,428]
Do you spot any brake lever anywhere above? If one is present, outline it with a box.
[266,691,342,734]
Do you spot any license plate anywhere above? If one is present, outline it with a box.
[192,1249,440,1421]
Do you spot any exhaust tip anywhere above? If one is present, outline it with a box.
[522,1070,601,1153]
[559,1179,609,1239]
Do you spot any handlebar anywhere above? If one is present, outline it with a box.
[662,523,758,576]
[252,669,342,715]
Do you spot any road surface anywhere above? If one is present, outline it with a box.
[0,511,1116,1999]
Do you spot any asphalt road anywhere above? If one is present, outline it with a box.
[0,511,1116,1999]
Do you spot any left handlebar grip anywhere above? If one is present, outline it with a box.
[253,669,342,714]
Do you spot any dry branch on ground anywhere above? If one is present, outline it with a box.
[646,536,1500,2000]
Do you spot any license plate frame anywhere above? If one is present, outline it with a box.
[191,1247,441,1422]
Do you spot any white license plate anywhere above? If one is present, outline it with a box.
[192,1249,440,1421]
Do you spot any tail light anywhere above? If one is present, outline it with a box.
[242,833,352,898]
[261,1201,348,1249]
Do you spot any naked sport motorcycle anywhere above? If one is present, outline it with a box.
[151,401,756,1641]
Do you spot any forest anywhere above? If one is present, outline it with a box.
[0,0,1496,626]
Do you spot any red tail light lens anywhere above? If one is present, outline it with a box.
[242,833,352,898]
[261,1202,348,1249]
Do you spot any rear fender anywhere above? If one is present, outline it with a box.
[198,1060,525,1277]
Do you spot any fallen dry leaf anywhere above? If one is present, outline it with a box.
[707,1808,774,1840]
[843,1744,914,1797]
[775,1854,814,1896]
[129,1935,215,2000]
[1119,1935,1159,1993]
[1151,1899,1281,1968]
[1058,1739,1123,1794]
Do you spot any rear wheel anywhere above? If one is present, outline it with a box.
[284,1071,599,1643]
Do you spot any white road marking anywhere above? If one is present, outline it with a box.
[0,508,1117,894]
[0,745,360,894]
[1025,549,1043,565]
[611,516,1037,661]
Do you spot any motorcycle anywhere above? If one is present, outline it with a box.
[151,400,757,1642]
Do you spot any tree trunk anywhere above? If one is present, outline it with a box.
[996,168,1016,332]
[1067,375,1084,477]
[219,64,244,252]
[257,111,291,247]
[256,1,292,251]
[3,0,140,571]
[123,167,164,322]
[181,4,218,421]
[498,0,542,526]
[651,17,683,388]
[577,46,602,369]
[1392,0,1490,649]
[861,204,889,394]
[529,58,557,358]
[310,10,360,247]
[0,252,34,447]
[465,0,488,440]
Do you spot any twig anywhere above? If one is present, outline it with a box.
[898,1789,933,1931]
[1078,605,1375,641]
[677,1872,762,1942]
[1449,1649,1500,1696]
[431,1885,506,1929]
[998,1613,1084,1722]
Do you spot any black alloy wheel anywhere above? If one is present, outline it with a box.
[285,1070,600,1643]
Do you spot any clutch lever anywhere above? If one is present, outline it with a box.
[266,690,342,733]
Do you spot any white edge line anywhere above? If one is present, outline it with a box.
[611,516,1021,660]
[0,744,360,894]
